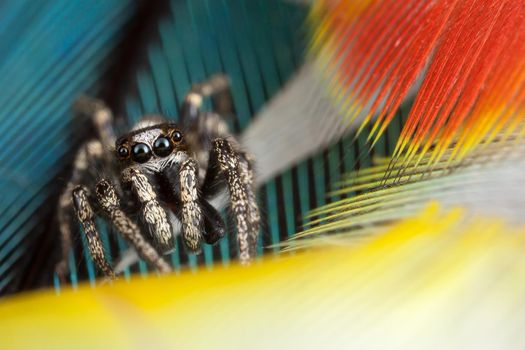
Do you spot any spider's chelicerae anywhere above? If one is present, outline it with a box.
[56,75,260,279]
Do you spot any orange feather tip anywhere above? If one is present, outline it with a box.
[309,0,525,172]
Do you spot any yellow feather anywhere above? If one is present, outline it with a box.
[2,203,525,349]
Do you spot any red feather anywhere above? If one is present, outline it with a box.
[310,0,525,171]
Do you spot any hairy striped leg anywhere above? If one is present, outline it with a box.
[73,95,116,148]
[56,97,115,278]
[56,140,104,278]
[162,165,226,250]
[95,180,171,273]
[210,139,259,264]
[180,74,231,124]
[72,186,115,279]
[178,159,205,251]
[238,152,260,256]
[122,168,173,252]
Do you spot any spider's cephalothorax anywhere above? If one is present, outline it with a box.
[56,75,260,279]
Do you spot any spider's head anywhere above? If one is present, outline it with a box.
[115,120,188,173]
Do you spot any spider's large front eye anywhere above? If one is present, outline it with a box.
[153,136,173,157]
[132,143,152,163]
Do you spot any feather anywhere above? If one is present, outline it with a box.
[285,0,525,252]
[0,0,135,293]
[309,0,525,174]
[286,137,525,249]
[2,203,525,349]
[3,2,525,348]
[242,63,348,184]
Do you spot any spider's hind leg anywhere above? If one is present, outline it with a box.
[73,95,116,148]
[180,74,231,124]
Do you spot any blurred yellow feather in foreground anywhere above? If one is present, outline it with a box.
[2,203,525,349]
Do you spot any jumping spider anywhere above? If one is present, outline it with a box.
[56,75,260,279]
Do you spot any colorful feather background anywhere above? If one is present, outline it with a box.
[295,0,525,238]
[310,0,525,170]
[2,0,525,349]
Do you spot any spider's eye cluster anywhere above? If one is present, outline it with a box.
[115,130,182,164]
[153,137,173,157]
[132,143,152,163]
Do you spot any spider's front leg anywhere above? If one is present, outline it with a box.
[95,180,171,273]
[204,138,260,264]
[237,152,261,257]
[72,179,172,278]
[72,186,115,278]
[56,140,104,277]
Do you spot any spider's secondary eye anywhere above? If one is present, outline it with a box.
[117,146,129,159]
[153,137,173,157]
[132,143,152,163]
[171,130,183,143]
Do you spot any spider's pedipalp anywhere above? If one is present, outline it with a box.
[72,186,115,279]
[122,168,173,251]
[178,158,204,251]
[200,199,226,244]
[162,162,226,249]
[95,179,171,273]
